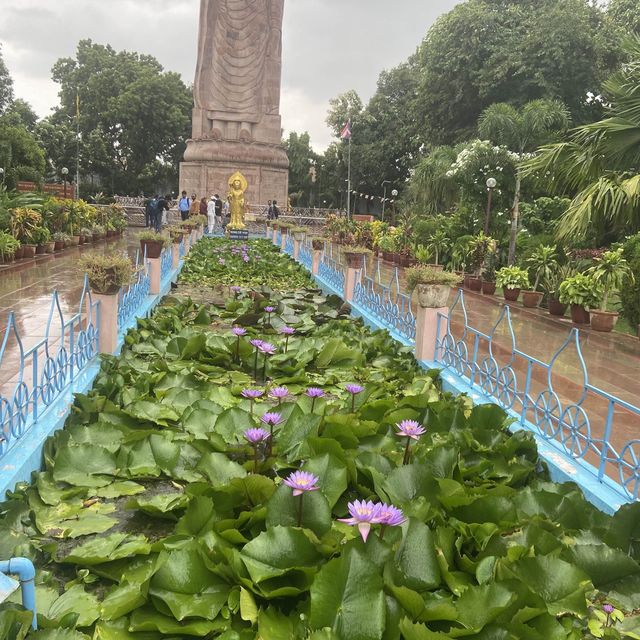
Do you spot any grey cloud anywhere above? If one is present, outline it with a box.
[1,0,460,149]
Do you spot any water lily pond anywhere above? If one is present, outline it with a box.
[1,239,639,639]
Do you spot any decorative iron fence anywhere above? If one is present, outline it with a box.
[354,263,416,343]
[118,251,151,331]
[299,241,312,271]
[284,235,294,256]
[160,246,173,284]
[0,278,99,457]
[435,290,640,501]
[318,254,345,296]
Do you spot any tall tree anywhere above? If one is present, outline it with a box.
[284,132,319,206]
[0,45,13,114]
[51,40,192,194]
[416,0,622,146]
[479,99,570,263]
[524,36,640,244]
[608,0,640,36]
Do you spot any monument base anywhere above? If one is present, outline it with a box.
[180,139,289,206]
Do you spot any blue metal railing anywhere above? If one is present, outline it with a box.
[0,277,99,458]
[160,246,173,283]
[284,235,294,256]
[179,237,186,258]
[318,254,345,296]
[276,230,282,246]
[434,290,640,502]
[118,251,151,330]
[354,262,416,343]
[299,241,312,271]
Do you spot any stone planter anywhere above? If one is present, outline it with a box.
[427,264,444,272]
[54,241,64,251]
[548,297,567,317]
[23,244,37,258]
[482,280,496,295]
[382,251,394,264]
[344,252,366,269]
[14,246,25,260]
[45,241,56,254]
[570,304,590,325]
[522,290,543,308]
[78,235,86,245]
[416,283,452,309]
[591,310,617,332]
[70,236,80,246]
[468,277,482,292]
[503,287,520,302]
[35,244,47,255]
[293,232,305,242]
[140,239,164,259]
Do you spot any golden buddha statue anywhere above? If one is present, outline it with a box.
[227,171,248,230]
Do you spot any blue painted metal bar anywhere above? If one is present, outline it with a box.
[118,260,151,331]
[284,234,294,256]
[160,246,173,283]
[0,558,36,629]
[433,290,640,502]
[317,253,345,296]
[299,242,312,271]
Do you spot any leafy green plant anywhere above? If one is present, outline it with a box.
[620,232,640,327]
[377,234,397,253]
[138,230,170,247]
[406,265,462,289]
[543,264,574,297]
[496,265,530,290]
[52,231,70,243]
[527,244,558,292]
[414,244,433,264]
[587,248,634,311]
[10,207,42,243]
[0,230,20,259]
[78,251,135,294]
[468,233,496,276]
[427,229,450,266]
[558,273,602,308]
[28,225,51,246]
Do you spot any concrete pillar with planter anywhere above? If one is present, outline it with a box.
[343,250,367,303]
[148,258,161,295]
[312,250,322,275]
[414,283,452,362]
[94,292,119,354]
[172,243,181,269]
[272,225,279,245]
[293,232,304,260]
[280,229,288,251]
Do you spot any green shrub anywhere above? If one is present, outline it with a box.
[406,265,461,289]
[621,233,640,326]
[496,266,529,290]
[558,273,602,308]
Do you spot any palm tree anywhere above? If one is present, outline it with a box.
[408,146,458,215]
[479,100,570,264]
[523,36,640,243]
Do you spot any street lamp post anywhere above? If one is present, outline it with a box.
[381,180,390,221]
[61,167,69,199]
[484,177,497,235]
[0,168,4,188]
[390,189,398,224]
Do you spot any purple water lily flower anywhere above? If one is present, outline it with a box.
[338,500,381,542]
[345,383,364,412]
[232,326,247,337]
[250,339,264,349]
[230,286,242,293]
[260,412,283,426]
[242,389,264,400]
[603,604,615,614]
[270,387,290,404]
[264,306,276,313]
[396,420,426,464]
[306,387,325,412]
[280,326,295,352]
[244,428,270,443]
[283,470,319,496]
[243,255,250,262]
[258,342,276,355]
[374,503,406,527]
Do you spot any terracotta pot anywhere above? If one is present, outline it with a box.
[522,290,543,308]
[468,277,482,292]
[140,239,164,259]
[570,304,590,325]
[591,310,618,332]
[416,283,452,308]
[428,264,444,272]
[503,287,521,302]
[382,251,394,263]
[45,241,56,254]
[54,241,64,251]
[79,235,86,245]
[14,246,25,259]
[70,236,80,246]
[548,297,567,317]
[344,252,366,269]
[463,274,473,288]
[23,244,37,258]
[312,240,325,251]
[35,244,47,255]
[482,280,496,295]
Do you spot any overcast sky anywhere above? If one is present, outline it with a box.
[0,0,460,150]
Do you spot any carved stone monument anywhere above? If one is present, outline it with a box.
[180,0,289,206]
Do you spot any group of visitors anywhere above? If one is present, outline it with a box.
[144,195,171,232]
[264,200,280,220]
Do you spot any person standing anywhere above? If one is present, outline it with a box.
[190,194,199,217]
[155,194,169,232]
[272,200,280,220]
[207,196,216,234]
[222,198,230,232]
[178,191,191,221]
[264,199,272,219]
[214,194,223,231]
[144,195,157,228]
[199,196,208,217]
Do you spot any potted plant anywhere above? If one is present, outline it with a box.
[79,251,134,296]
[482,253,498,295]
[414,245,433,265]
[0,231,20,263]
[468,233,496,292]
[312,237,327,251]
[167,225,185,244]
[523,245,557,308]
[496,266,529,302]
[406,265,461,308]
[31,226,52,255]
[427,230,449,269]
[93,224,106,241]
[378,234,396,263]
[139,230,169,259]
[558,273,601,325]
[587,248,635,332]
[291,226,306,242]
[342,245,372,269]
[543,265,573,317]
[10,207,42,257]
[52,232,67,252]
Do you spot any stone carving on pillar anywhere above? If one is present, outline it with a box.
[181,0,289,206]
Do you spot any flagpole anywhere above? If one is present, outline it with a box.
[75,88,80,200]
[347,135,351,221]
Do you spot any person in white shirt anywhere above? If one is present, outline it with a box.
[207,196,216,234]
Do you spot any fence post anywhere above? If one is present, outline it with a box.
[172,243,180,269]
[148,258,161,295]
[415,307,448,362]
[94,292,119,354]
[312,250,321,275]
[293,238,301,260]
[272,226,279,245]
[280,230,287,251]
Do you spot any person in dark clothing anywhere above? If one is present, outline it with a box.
[214,193,223,228]
[199,197,208,216]
[155,194,170,232]
[178,190,191,221]
[145,196,158,228]
[271,200,280,219]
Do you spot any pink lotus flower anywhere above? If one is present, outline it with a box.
[283,470,319,496]
[338,500,381,542]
